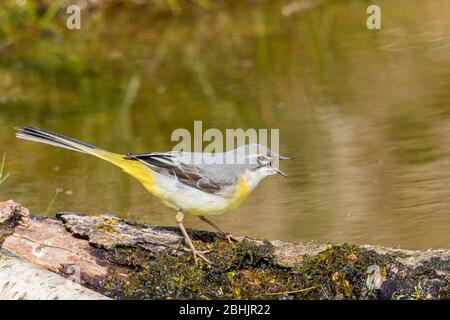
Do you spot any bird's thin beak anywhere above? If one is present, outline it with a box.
[278,155,292,160]
[272,166,288,177]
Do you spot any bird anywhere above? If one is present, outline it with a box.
[15,126,290,265]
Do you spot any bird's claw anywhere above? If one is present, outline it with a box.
[181,247,212,265]
[191,249,212,265]
[224,233,240,244]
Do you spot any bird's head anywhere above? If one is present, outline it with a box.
[232,144,291,190]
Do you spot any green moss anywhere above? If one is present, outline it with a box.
[100,241,450,300]
[102,238,296,299]
[289,243,392,299]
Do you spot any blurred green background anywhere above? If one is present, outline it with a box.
[1,0,450,249]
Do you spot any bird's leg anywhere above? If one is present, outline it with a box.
[198,215,240,243]
[176,211,212,265]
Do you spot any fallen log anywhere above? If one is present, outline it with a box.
[0,251,110,300]
[0,201,109,299]
[1,200,449,300]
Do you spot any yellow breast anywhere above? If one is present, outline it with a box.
[230,177,251,209]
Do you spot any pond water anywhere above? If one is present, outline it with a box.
[1,1,450,249]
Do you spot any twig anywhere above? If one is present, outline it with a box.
[11,234,77,254]
[261,285,320,296]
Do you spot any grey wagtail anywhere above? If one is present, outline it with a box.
[15,126,290,265]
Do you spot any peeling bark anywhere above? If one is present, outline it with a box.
[0,200,109,300]
[1,200,449,300]
[0,251,110,300]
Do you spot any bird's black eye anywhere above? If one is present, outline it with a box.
[257,154,269,166]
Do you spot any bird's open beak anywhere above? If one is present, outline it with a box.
[270,154,291,177]
[271,166,288,177]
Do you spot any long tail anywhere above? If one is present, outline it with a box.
[15,126,101,154]
[14,127,152,184]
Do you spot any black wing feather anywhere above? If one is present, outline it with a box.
[125,153,227,194]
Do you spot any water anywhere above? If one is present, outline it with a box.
[1,1,450,249]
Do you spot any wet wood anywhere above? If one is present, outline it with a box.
[1,200,449,299]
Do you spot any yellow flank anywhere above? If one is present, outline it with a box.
[231,177,251,208]
[188,177,251,216]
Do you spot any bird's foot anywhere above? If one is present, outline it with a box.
[176,211,213,266]
[223,233,240,244]
[189,248,212,265]
[181,247,212,265]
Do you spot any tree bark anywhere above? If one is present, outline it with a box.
[0,200,109,299]
[0,251,110,300]
[1,200,449,300]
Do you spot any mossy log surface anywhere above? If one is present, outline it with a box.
[1,200,449,300]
